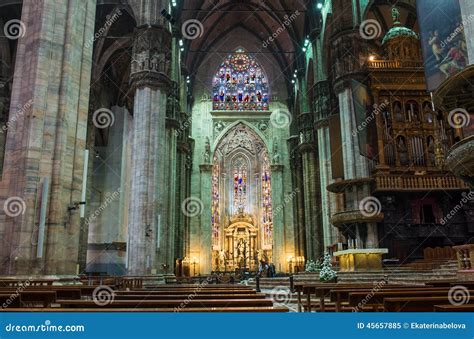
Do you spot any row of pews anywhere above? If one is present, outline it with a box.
[294,280,474,312]
[0,278,288,312]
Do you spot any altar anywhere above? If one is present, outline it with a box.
[334,248,389,272]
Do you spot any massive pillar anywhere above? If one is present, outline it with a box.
[199,164,213,274]
[288,136,305,258]
[271,164,286,271]
[0,0,96,275]
[297,112,323,260]
[127,26,172,275]
[329,5,376,248]
[313,80,339,250]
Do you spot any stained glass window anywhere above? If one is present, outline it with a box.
[261,152,272,247]
[212,49,269,111]
[233,156,248,213]
[211,156,220,250]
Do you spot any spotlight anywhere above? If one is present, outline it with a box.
[317,3,323,10]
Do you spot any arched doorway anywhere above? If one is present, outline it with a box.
[211,123,273,272]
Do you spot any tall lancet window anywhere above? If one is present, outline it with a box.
[211,155,220,250]
[212,48,269,111]
[261,152,273,247]
[232,156,248,213]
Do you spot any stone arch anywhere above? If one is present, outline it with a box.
[212,120,270,153]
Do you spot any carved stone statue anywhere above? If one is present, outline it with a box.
[434,138,445,169]
[204,137,211,163]
[214,121,225,134]
[272,140,281,164]
[392,6,401,25]
[218,250,226,270]
[258,121,268,131]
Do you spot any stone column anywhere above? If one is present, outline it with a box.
[318,124,338,248]
[289,136,305,257]
[297,112,323,260]
[300,146,323,260]
[460,0,474,64]
[0,0,96,275]
[127,26,172,275]
[175,123,191,260]
[270,164,286,272]
[199,164,213,274]
[164,119,178,273]
[366,223,379,249]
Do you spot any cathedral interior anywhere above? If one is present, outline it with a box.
[0,0,472,285]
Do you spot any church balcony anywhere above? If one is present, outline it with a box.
[445,136,474,188]
[367,59,424,70]
[373,173,469,192]
[327,178,374,194]
[330,209,384,227]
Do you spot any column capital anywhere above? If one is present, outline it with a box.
[270,164,284,172]
[130,26,172,92]
[200,164,213,172]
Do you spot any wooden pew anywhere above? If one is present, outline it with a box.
[0,279,55,287]
[330,286,441,312]
[434,304,474,312]
[114,293,266,300]
[0,294,20,308]
[348,289,469,312]
[0,288,81,300]
[56,299,274,309]
[144,284,251,290]
[19,291,56,308]
[428,281,474,288]
[2,306,289,312]
[384,296,474,312]
[0,291,56,308]
[295,283,404,312]
[116,289,255,295]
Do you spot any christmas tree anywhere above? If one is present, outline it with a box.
[319,252,337,282]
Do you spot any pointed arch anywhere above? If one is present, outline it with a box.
[212,120,269,151]
[211,122,274,267]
